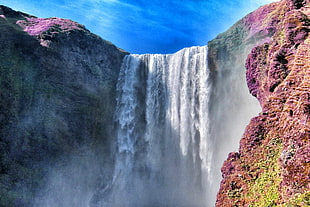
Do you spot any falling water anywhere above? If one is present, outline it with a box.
[31,44,260,207]
[100,46,212,207]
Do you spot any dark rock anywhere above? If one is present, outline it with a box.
[0,5,127,206]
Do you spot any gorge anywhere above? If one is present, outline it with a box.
[104,46,210,206]
[0,0,309,206]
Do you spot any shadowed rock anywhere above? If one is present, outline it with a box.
[0,5,127,206]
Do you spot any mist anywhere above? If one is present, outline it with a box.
[31,45,260,207]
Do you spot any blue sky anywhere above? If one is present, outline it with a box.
[1,0,277,54]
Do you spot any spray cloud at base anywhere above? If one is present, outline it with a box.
[33,45,260,207]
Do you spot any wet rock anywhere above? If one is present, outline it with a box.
[216,0,310,206]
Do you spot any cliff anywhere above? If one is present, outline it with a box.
[215,0,310,206]
[0,0,309,206]
[206,0,279,201]
[0,5,127,206]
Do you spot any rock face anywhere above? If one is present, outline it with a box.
[216,0,310,206]
[0,0,309,206]
[0,5,127,206]
[206,0,279,201]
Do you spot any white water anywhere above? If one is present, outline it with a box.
[32,45,260,207]
[100,46,212,207]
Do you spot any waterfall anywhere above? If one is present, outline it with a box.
[103,46,212,206]
[32,44,260,207]
[31,44,260,207]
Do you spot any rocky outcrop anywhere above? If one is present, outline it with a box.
[206,1,280,202]
[0,5,127,206]
[216,0,310,206]
[1,0,309,206]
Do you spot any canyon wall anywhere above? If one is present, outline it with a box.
[216,0,310,206]
[0,5,127,206]
[0,0,309,206]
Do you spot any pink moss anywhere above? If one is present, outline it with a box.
[243,2,280,38]
[16,17,85,36]
[216,0,310,206]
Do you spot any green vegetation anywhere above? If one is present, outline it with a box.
[284,192,310,207]
[246,136,282,207]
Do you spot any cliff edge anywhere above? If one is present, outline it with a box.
[216,0,310,206]
[0,1,309,206]
[0,5,127,206]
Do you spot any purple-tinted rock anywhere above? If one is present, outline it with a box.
[216,0,310,206]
